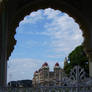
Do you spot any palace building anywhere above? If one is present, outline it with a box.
[32,62,66,87]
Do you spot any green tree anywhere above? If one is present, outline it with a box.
[64,45,89,76]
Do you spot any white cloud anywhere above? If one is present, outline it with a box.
[44,8,61,19]
[7,58,43,82]
[20,10,43,25]
[47,54,64,58]
[42,9,83,55]
[24,40,38,48]
[17,8,83,59]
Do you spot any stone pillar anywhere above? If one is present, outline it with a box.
[87,29,92,77]
[83,25,92,78]
[0,60,7,87]
[89,59,92,77]
[85,53,92,78]
[0,3,8,87]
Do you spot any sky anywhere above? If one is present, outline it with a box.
[7,8,83,83]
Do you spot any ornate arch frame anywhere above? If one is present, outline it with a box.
[7,0,89,60]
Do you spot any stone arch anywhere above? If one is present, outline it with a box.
[0,0,92,87]
[8,0,88,60]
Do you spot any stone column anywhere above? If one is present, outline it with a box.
[89,55,92,77]
[83,24,92,78]
[0,2,8,87]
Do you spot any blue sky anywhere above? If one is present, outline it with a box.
[7,8,83,82]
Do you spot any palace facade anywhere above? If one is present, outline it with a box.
[32,62,66,87]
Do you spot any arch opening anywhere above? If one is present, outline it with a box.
[7,8,85,85]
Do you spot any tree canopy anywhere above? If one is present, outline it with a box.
[64,45,89,76]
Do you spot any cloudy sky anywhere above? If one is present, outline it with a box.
[7,8,83,82]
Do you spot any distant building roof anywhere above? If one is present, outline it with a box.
[55,62,59,66]
[34,71,38,74]
[42,62,48,67]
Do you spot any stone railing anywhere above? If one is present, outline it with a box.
[0,86,92,92]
